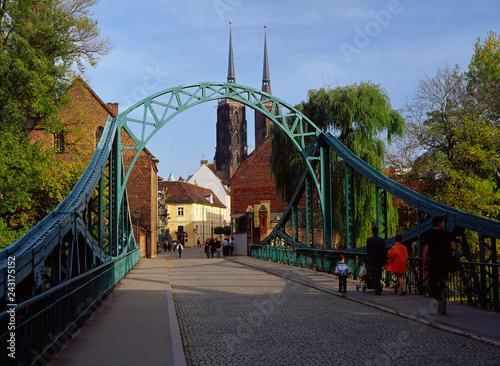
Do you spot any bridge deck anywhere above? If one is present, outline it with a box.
[50,247,500,366]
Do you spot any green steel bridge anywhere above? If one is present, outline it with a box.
[1,82,499,364]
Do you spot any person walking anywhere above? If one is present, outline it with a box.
[222,237,229,257]
[229,237,235,256]
[385,234,408,295]
[423,216,456,314]
[197,238,201,248]
[366,226,387,295]
[334,255,351,293]
[178,243,183,258]
[215,239,222,258]
[210,238,216,258]
[204,238,211,258]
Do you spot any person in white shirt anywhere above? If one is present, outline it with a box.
[222,238,229,257]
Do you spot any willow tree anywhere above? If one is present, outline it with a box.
[271,82,405,247]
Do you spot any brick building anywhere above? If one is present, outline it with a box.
[226,28,287,240]
[215,24,248,181]
[29,77,159,259]
[230,138,287,239]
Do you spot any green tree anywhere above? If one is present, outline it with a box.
[467,31,500,125]
[0,0,113,130]
[403,61,500,221]
[0,127,85,250]
[0,0,112,248]
[271,82,404,247]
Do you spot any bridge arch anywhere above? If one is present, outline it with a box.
[115,82,326,212]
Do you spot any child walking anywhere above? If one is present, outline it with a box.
[335,255,351,293]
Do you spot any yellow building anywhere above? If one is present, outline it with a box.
[159,179,227,247]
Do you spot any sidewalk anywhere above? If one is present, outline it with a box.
[225,254,500,346]
[49,251,185,366]
[50,247,499,366]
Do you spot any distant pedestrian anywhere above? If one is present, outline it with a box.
[197,238,201,248]
[222,238,229,257]
[215,239,221,258]
[423,216,456,314]
[385,234,408,295]
[204,239,211,258]
[366,226,387,295]
[334,255,351,293]
[178,243,183,258]
[229,237,235,256]
[163,241,167,252]
[210,238,216,258]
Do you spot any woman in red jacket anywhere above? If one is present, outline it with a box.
[385,234,408,295]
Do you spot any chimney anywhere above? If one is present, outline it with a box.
[201,160,209,166]
[107,102,119,117]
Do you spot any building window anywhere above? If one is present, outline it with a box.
[233,152,240,166]
[54,132,65,153]
[177,207,184,216]
[234,112,239,124]
[177,225,184,233]
[96,126,104,147]
[234,132,239,145]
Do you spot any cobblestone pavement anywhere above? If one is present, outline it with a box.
[167,248,500,366]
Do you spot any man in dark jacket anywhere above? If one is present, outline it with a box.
[423,216,456,314]
[366,227,387,295]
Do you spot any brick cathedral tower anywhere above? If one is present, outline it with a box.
[215,22,248,181]
[254,25,274,149]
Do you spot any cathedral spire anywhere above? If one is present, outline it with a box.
[261,25,271,97]
[227,21,235,83]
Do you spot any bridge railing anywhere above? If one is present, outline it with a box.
[0,248,139,365]
[249,244,500,312]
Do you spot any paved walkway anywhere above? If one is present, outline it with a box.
[49,252,185,366]
[51,247,500,365]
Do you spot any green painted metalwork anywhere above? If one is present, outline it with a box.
[345,164,356,248]
[115,82,325,212]
[320,144,332,249]
[1,80,500,364]
[305,175,313,247]
[376,187,388,239]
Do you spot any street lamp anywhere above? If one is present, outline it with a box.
[246,205,254,245]
[134,208,141,244]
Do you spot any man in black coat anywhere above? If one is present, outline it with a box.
[366,226,387,295]
[423,216,456,314]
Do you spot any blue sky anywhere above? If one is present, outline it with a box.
[85,0,500,180]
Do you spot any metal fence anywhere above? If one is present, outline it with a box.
[249,244,500,312]
[0,248,140,366]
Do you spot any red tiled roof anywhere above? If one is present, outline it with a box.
[159,180,225,208]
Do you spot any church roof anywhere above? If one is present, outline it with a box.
[227,22,235,83]
[261,26,272,97]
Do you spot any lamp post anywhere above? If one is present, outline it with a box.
[246,205,254,255]
[134,208,141,244]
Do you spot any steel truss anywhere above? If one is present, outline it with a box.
[0,82,499,363]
